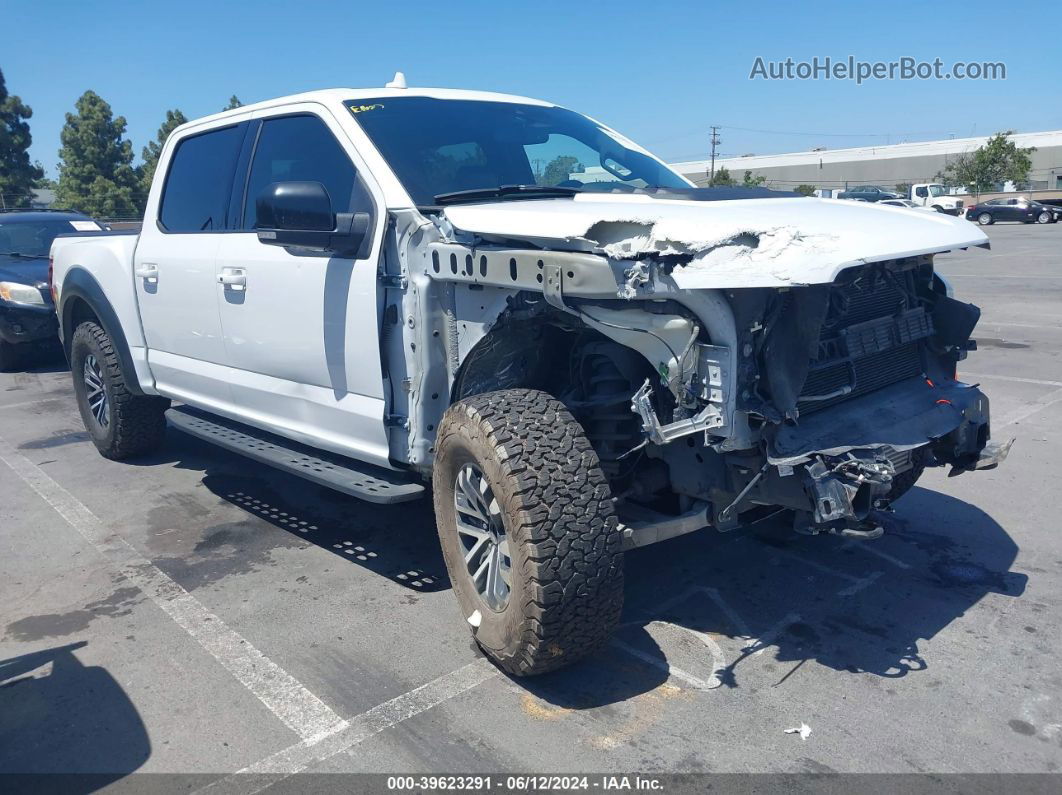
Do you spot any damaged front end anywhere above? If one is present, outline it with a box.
[387,191,1006,545]
[624,254,1010,540]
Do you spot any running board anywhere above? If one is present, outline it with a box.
[166,406,425,504]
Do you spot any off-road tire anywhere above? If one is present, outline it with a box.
[433,389,624,676]
[0,340,21,372]
[887,447,928,502]
[70,321,169,460]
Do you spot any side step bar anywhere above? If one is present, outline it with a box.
[167,406,425,504]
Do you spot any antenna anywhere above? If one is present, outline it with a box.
[386,71,407,89]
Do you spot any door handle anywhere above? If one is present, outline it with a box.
[135,263,159,282]
[217,269,247,290]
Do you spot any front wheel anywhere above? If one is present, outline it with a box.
[977,212,993,226]
[433,389,624,676]
[70,321,170,460]
[1037,211,1052,224]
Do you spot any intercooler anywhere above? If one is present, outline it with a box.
[797,270,929,416]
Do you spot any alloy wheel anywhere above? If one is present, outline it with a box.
[83,354,110,428]
[453,462,511,611]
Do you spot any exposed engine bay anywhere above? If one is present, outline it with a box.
[380,194,1010,547]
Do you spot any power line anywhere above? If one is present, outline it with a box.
[708,126,720,182]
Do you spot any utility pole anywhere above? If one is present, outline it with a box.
[708,126,721,184]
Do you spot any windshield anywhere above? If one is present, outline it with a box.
[928,185,945,197]
[348,97,690,205]
[0,218,94,257]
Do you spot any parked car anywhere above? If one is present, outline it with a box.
[50,83,1008,676]
[966,197,1060,225]
[879,199,939,213]
[0,209,103,370]
[837,185,901,202]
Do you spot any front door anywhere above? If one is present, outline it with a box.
[135,121,248,406]
[213,109,389,466]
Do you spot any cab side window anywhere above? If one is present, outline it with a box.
[159,124,246,232]
[242,114,371,230]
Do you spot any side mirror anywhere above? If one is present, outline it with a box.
[255,181,371,258]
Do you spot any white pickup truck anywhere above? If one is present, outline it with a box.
[50,82,1008,675]
[908,183,965,215]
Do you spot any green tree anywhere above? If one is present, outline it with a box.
[793,184,817,196]
[939,132,1035,196]
[540,155,581,186]
[0,67,44,208]
[741,170,766,187]
[139,108,187,207]
[708,166,735,186]
[895,182,912,196]
[223,95,243,111]
[34,165,57,191]
[55,91,139,217]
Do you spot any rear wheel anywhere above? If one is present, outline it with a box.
[433,389,624,676]
[977,212,993,226]
[70,321,170,460]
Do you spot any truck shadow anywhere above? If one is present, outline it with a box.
[522,485,1026,708]
[139,430,450,594]
[0,641,150,788]
[140,431,1026,710]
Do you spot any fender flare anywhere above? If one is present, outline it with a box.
[59,268,145,395]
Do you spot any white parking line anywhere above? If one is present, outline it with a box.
[198,658,499,793]
[842,539,912,570]
[977,322,1062,333]
[740,612,802,657]
[961,372,1062,388]
[611,636,722,691]
[703,587,752,638]
[768,546,883,596]
[0,435,346,743]
[0,399,50,411]
[997,386,1062,429]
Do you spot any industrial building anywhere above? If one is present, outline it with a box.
[669,129,1062,198]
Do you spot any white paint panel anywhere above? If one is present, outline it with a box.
[441,194,989,289]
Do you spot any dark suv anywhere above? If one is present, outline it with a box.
[0,209,102,370]
[837,185,901,202]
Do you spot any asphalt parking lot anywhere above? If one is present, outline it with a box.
[2,221,1061,785]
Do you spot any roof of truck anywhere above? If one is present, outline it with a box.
[187,86,555,130]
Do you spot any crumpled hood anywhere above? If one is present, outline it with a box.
[441,194,989,288]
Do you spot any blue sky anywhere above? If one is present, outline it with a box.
[5,0,1061,177]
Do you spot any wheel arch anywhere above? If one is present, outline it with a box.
[59,268,145,396]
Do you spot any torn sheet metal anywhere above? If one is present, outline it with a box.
[441,194,988,289]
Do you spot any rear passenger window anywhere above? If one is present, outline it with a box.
[159,125,245,232]
[242,114,369,229]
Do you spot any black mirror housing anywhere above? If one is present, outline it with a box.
[257,181,335,231]
[255,181,371,258]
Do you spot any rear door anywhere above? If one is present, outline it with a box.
[213,106,390,465]
[134,120,248,405]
